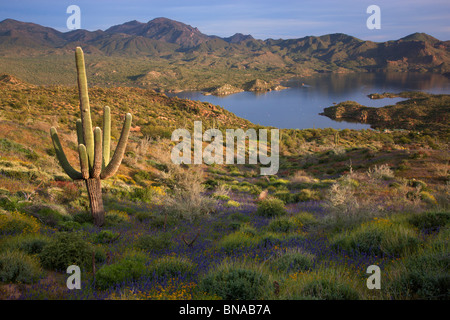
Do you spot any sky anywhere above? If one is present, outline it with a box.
[1,0,449,41]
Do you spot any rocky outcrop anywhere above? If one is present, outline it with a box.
[208,84,244,96]
[320,93,450,132]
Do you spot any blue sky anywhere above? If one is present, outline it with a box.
[1,0,449,41]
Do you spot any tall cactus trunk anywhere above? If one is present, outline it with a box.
[85,178,104,227]
[50,47,132,229]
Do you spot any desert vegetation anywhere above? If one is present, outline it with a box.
[0,65,449,300]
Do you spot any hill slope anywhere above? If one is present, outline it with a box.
[0,18,449,92]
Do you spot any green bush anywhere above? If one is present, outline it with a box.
[39,232,93,271]
[219,231,259,253]
[274,191,295,204]
[73,211,94,224]
[390,250,449,299]
[23,204,71,227]
[0,250,43,284]
[148,256,196,279]
[331,218,420,256]
[256,198,287,218]
[95,251,148,290]
[92,230,120,244]
[271,251,315,273]
[199,263,272,300]
[293,212,318,229]
[58,221,82,231]
[300,279,360,300]
[0,210,41,235]
[268,217,299,233]
[135,233,172,252]
[294,189,321,202]
[408,211,450,231]
[0,234,50,255]
[104,210,130,226]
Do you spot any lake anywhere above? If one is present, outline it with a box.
[169,73,450,130]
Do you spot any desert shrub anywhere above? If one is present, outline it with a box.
[134,211,153,222]
[22,204,71,227]
[39,232,93,271]
[300,279,360,300]
[0,210,41,235]
[256,198,287,218]
[268,216,300,233]
[408,179,428,189]
[274,190,295,204]
[146,214,178,229]
[331,218,420,256]
[148,256,196,279]
[408,211,450,232]
[0,233,50,255]
[95,251,148,290]
[58,220,82,231]
[367,164,394,180]
[271,250,315,273]
[218,230,259,253]
[226,200,241,208]
[199,262,272,300]
[162,184,217,221]
[212,194,230,201]
[0,138,39,161]
[293,212,318,229]
[135,233,172,252]
[0,196,20,211]
[258,232,285,247]
[72,211,94,224]
[326,182,359,214]
[92,230,120,244]
[130,185,165,203]
[0,250,43,284]
[294,189,321,202]
[390,250,449,299]
[104,210,130,226]
[419,191,437,205]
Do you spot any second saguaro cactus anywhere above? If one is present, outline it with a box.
[50,46,132,227]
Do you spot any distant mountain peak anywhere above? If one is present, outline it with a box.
[224,33,254,43]
[105,17,210,47]
[401,32,440,43]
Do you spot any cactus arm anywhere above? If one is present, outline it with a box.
[78,144,90,180]
[92,127,103,179]
[50,127,83,180]
[76,119,85,146]
[100,113,132,179]
[75,47,94,169]
[102,106,111,168]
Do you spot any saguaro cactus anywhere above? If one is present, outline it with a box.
[50,47,132,227]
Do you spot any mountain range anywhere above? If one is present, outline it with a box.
[0,17,449,92]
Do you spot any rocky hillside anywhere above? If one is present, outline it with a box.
[0,18,449,92]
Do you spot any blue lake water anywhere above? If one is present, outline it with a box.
[169,73,450,130]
